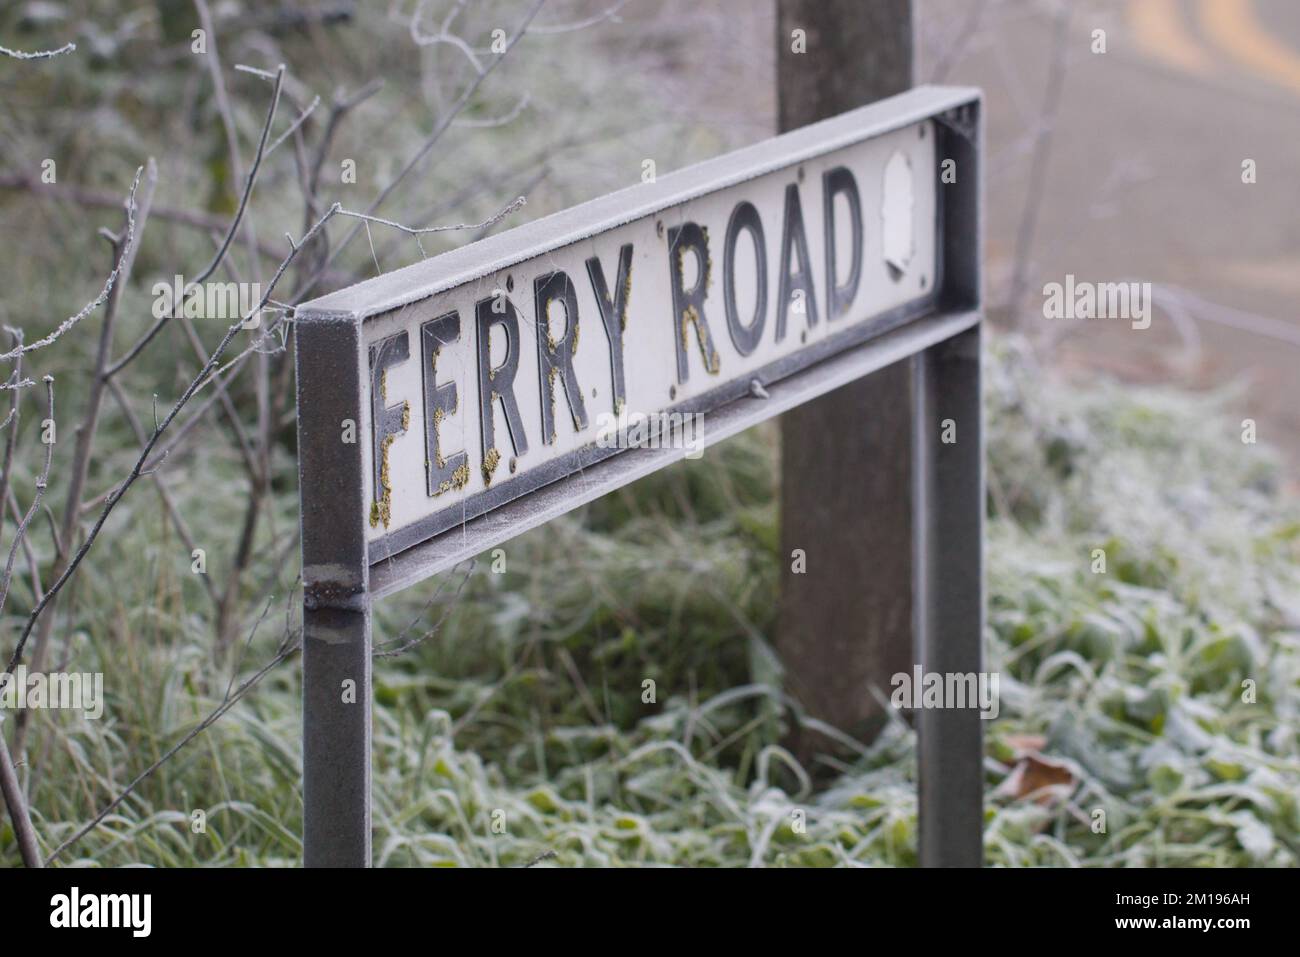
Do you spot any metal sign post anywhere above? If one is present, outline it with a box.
[295,85,983,868]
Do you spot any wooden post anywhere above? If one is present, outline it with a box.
[775,0,917,753]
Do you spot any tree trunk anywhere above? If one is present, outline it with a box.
[775,0,916,763]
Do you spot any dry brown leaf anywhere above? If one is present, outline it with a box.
[995,752,1075,806]
[1001,734,1048,762]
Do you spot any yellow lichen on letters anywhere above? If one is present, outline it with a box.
[680,304,720,375]
[369,426,401,529]
[482,446,501,487]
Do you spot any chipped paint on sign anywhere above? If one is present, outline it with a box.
[326,117,941,558]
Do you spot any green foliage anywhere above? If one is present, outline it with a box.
[5,337,1296,867]
[0,3,1294,868]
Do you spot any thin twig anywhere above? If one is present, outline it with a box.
[105,65,285,379]
[266,94,320,157]
[0,42,76,60]
[4,204,340,679]
[307,79,385,207]
[0,377,55,869]
[374,560,477,658]
[529,0,629,34]
[105,377,220,607]
[0,172,347,278]
[0,329,25,532]
[4,489,46,611]
[293,0,548,301]
[13,164,156,757]
[44,616,302,865]
[0,724,41,866]
[336,195,526,259]
[0,167,144,362]
[0,379,55,625]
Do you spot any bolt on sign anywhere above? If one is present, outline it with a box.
[295,85,983,867]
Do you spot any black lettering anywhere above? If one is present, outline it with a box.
[823,166,863,320]
[476,295,528,485]
[723,201,768,356]
[368,331,409,524]
[534,271,588,443]
[421,311,468,496]
[776,182,819,341]
[667,222,721,384]
[585,244,632,413]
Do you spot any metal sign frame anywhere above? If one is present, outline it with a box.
[295,84,983,867]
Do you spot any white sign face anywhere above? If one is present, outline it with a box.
[351,119,937,558]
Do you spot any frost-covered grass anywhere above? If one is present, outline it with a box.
[5,336,1297,867]
[1,1,1296,868]
[980,342,1300,866]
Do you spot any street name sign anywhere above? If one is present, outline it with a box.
[295,84,983,866]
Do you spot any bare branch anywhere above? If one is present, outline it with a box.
[293,0,548,300]
[0,725,41,866]
[0,378,54,624]
[14,162,157,732]
[335,194,526,257]
[409,0,485,73]
[266,94,320,157]
[0,42,76,60]
[529,0,630,34]
[0,329,25,518]
[105,377,219,607]
[374,560,477,658]
[105,65,285,378]
[78,350,265,516]
[0,172,344,277]
[3,203,340,679]
[5,489,46,606]
[307,79,385,204]
[0,379,57,869]
[0,166,144,363]
[452,92,531,129]
[233,63,278,80]
[0,377,35,393]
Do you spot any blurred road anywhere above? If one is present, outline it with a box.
[613,1,1297,464]
[925,0,1300,465]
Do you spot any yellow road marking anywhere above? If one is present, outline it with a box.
[1202,0,1300,96]
[1128,0,1219,76]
